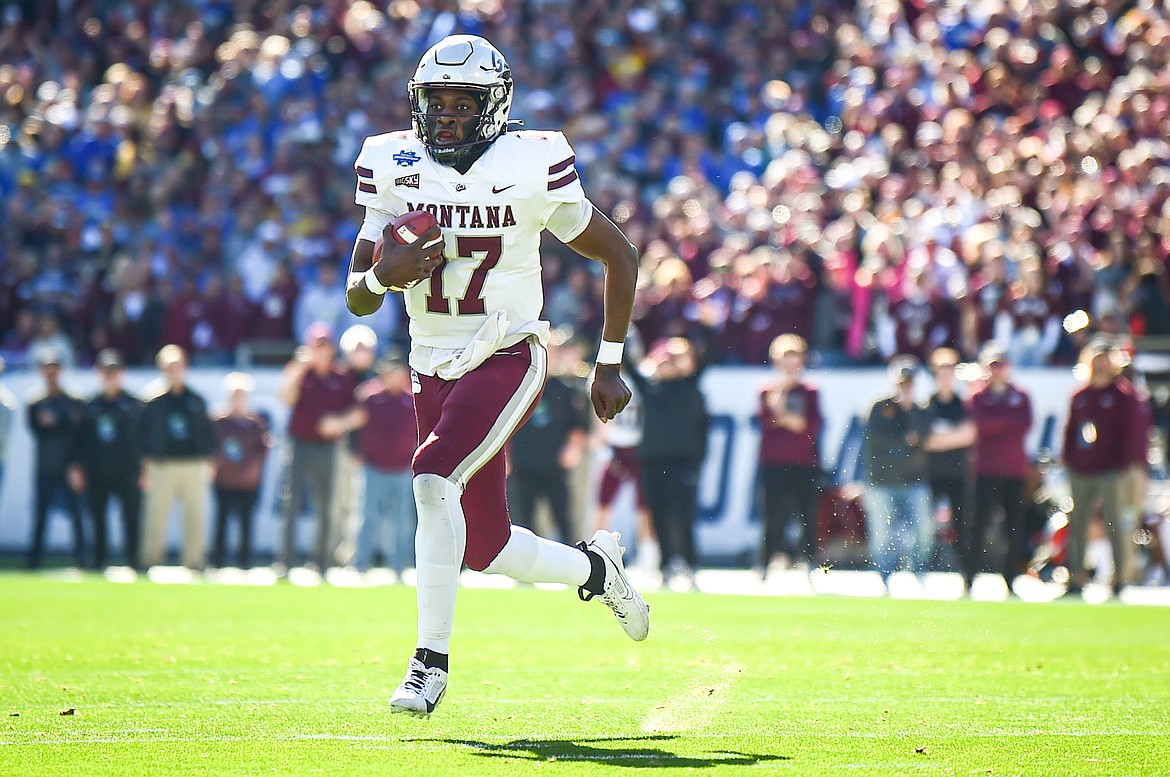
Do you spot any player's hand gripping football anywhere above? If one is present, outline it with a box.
[591,363,631,423]
[371,223,445,291]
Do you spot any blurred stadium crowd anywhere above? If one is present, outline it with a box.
[2,0,1170,370]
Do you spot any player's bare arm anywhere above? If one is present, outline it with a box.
[566,209,639,422]
[345,223,444,316]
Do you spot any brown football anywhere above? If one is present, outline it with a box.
[381,208,439,250]
[373,209,443,264]
[391,209,441,245]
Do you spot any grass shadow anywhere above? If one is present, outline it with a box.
[421,734,790,768]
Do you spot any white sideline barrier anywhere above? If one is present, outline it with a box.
[693,366,1078,560]
[0,366,1079,561]
[0,369,292,560]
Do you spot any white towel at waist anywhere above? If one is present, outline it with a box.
[409,311,551,380]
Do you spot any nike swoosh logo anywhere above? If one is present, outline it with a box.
[492,185,515,193]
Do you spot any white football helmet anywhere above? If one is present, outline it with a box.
[409,35,514,168]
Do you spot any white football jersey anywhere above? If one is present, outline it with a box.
[354,130,589,353]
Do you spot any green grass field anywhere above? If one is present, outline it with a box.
[2,575,1169,776]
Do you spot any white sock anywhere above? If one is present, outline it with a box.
[412,474,466,654]
[482,525,591,586]
[636,538,660,572]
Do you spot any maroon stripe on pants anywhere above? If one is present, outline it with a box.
[412,342,547,569]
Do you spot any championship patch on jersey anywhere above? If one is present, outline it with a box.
[394,149,421,167]
[395,174,420,189]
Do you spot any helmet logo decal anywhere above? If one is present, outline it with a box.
[480,51,505,73]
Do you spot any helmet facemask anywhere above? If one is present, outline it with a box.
[411,86,491,168]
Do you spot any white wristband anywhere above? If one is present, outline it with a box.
[596,339,624,365]
[363,268,389,295]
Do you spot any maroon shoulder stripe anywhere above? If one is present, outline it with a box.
[355,165,374,178]
[358,182,377,194]
[548,155,575,175]
[548,170,579,191]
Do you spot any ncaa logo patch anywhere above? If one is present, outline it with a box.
[395,174,420,189]
[393,150,421,166]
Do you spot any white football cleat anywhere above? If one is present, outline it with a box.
[579,530,650,641]
[389,657,447,717]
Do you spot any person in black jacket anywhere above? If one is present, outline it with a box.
[69,349,143,570]
[921,348,975,581]
[860,355,934,582]
[632,336,709,590]
[26,347,87,569]
[138,345,215,570]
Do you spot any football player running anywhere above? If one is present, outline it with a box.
[345,34,649,718]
